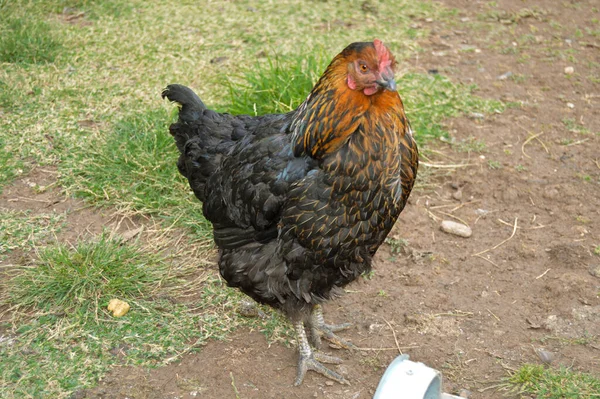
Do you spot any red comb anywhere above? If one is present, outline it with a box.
[374,39,392,68]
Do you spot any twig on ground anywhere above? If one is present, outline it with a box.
[433,311,473,317]
[474,254,499,267]
[230,372,242,399]
[382,317,402,354]
[424,207,442,222]
[487,309,501,322]
[566,138,590,147]
[535,268,551,279]
[472,217,518,257]
[421,162,476,168]
[498,218,545,230]
[162,338,204,364]
[355,346,419,352]
[436,210,470,227]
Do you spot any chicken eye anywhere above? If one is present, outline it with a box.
[359,64,368,73]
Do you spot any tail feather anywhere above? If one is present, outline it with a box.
[163,84,236,203]
[162,84,206,124]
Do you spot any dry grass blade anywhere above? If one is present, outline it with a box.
[472,217,518,257]
[535,268,551,279]
[521,131,546,158]
[420,162,477,168]
[383,317,402,354]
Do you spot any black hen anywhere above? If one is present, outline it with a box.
[162,39,418,385]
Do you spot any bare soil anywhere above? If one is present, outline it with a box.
[3,0,599,398]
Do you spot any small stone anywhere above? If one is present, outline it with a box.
[543,187,559,199]
[450,182,460,190]
[475,209,489,218]
[589,264,600,278]
[469,112,484,120]
[238,300,266,318]
[497,71,513,80]
[564,66,574,75]
[567,103,575,109]
[325,380,335,386]
[536,349,555,364]
[210,56,229,64]
[452,190,463,201]
[440,220,472,238]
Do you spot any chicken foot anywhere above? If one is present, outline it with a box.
[308,304,356,350]
[294,321,350,386]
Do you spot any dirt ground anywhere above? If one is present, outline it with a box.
[3,0,599,398]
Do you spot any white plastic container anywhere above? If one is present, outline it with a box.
[373,355,463,399]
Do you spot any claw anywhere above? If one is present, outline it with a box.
[295,351,349,386]
[293,320,350,386]
[308,305,356,350]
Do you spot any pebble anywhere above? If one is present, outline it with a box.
[543,186,559,199]
[452,190,463,201]
[589,264,600,279]
[325,381,335,386]
[475,209,489,218]
[536,349,555,364]
[564,66,574,74]
[567,102,575,109]
[238,300,266,318]
[497,71,513,80]
[440,220,472,238]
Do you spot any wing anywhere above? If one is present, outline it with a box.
[203,113,317,249]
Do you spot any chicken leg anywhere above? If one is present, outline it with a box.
[294,321,349,386]
[307,304,356,350]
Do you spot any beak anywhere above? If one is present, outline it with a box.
[376,68,397,92]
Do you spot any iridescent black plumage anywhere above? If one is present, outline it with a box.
[163,40,418,385]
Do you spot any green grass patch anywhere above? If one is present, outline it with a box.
[502,364,600,398]
[0,232,291,398]
[1,234,219,397]
[224,55,504,144]
[7,233,168,312]
[0,209,65,258]
[0,145,23,193]
[0,13,62,64]
[61,109,211,239]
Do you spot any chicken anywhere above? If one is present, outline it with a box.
[162,39,418,385]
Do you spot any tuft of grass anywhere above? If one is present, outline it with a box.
[456,136,488,153]
[502,364,600,398]
[61,109,212,240]
[225,55,504,145]
[0,233,247,398]
[0,8,62,64]
[563,118,591,135]
[7,233,167,313]
[224,54,326,116]
[0,144,23,193]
